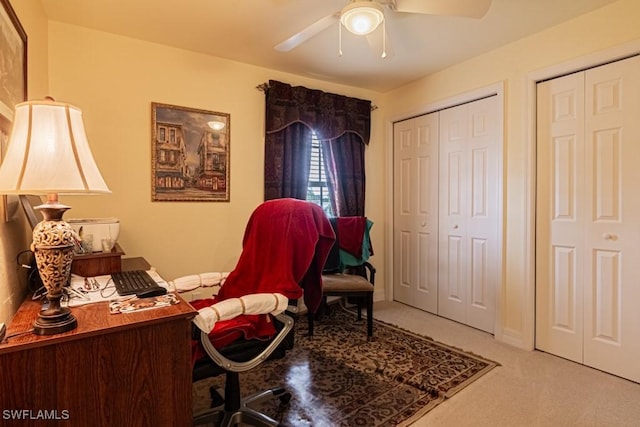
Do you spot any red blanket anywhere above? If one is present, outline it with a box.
[336,216,367,259]
[194,199,335,353]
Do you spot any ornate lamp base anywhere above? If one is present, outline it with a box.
[32,196,78,335]
[34,306,77,335]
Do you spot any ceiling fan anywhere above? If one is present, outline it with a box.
[274,0,492,57]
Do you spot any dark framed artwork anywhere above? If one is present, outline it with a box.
[151,103,230,202]
[0,0,27,221]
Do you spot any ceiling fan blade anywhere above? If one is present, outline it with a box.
[274,13,339,52]
[393,0,492,18]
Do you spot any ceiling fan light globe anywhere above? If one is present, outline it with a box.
[340,2,384,35]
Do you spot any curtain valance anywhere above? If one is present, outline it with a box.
[264,80,371,145]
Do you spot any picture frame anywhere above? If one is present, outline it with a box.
[0,0,27,221]
[151,103,230,202]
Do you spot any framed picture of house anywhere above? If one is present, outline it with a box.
[0,0,27,221]
[151,103,230,202]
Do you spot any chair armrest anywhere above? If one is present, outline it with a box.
[362,261,376,285]
[199,311,295,373]
[169,271,229,292]
[345,261,376,285]
[192,293,289,333]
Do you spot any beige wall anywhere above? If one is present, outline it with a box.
[382,0,640,349]
[0,0,49,324]
[5,0,638,347]
[46,22,386,294]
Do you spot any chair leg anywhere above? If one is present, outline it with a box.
[193,407,222,426]
[194,373,289,427]
[307,310,314,337]
[367,293,373,339]
[219,403,280,427]
[220,387,288,427]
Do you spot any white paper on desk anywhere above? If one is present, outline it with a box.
[64,269,169,307]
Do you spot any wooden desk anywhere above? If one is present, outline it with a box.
[0,258,197,426]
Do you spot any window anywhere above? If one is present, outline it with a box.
[306,134,333,216]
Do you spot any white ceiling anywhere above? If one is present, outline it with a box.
[40,0,618,92]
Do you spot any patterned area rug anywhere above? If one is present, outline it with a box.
[193,304,499,426]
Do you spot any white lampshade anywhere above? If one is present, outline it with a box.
[0,99,110,195]
[340,1,384,35]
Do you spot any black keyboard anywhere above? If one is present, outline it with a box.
[111,270,161,296]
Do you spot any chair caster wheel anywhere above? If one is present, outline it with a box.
[278,392,292,405]
[271,387,291,405]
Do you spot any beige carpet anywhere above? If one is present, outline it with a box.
[373,301,640,427]
[193,304,498,426]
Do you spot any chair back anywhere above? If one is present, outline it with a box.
[323,216,373,273]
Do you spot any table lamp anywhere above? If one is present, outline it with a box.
[0,98,110,335]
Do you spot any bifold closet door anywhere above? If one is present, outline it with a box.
[536,55,640,383]
[393,113,439,313]
[536,71,586,363]
[438,96,499,333]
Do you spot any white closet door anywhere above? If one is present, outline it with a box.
[536,55,640,382]
[536,71,586,363]
[393,113,439,313]
[465,97,499,332]
[438,104,468,323]
[438,96,499,333]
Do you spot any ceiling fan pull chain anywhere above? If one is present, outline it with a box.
[339,22,343,56]
[381,19,387,58]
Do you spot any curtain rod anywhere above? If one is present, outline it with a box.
[256,83,378,111]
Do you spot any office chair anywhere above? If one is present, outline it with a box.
[309,216,375,339]
[191,198,335,426]
[192,301,296,426]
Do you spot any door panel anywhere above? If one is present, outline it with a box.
[536,70,585,362]
[583,56,640,382]
[536,55,640,383]
[439,105,468,322]
[446,234,464,300]
[470,237,488,308]
[394,123,414,305]
[439,97,499,332]
[465,97,499,332]
[393,113,439,313]
[536,71,585,363]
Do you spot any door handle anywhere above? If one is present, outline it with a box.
[602,233,617,241]
[453,224,459,229]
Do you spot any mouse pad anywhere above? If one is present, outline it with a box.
[109,292,179,314]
